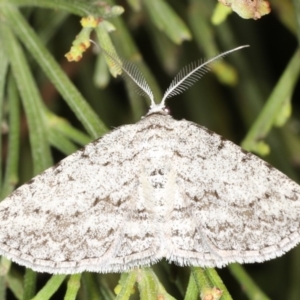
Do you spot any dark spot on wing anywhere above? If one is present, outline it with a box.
[241,149,248,155]
[133,208,149,220]
[54,168,62,175]
[92,197,101,206]
[80,152,90,158]
[91,137,102,145]
[191,195,201,202]
[249,202,255,208]
[53,161,62,169]
[241,153,251,163]
[153,182,163,188]
[264,162,273,170]
[28,178,35,184]
[68,175,75,181]
[174,150,182,158]
[218,140,225,150]
[150,169,164,176]
[285,193,298,201]
[14,190,23,197]
[92,196,123,207]
[107,228,114,236]
[204,190,219,199]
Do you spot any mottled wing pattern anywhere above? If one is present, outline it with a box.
[167,118,300,267]
[1,112,300,273]
[0,122,162,274]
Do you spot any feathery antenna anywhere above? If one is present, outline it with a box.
[99,46,155,107]
[99,45,249,115]
[160,45,249,108]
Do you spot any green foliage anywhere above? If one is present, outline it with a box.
[0,0,300,299]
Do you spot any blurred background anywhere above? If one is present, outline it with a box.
[0,0,300,299]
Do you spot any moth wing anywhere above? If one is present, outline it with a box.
[169,120,300,267]
[0,123,160,274]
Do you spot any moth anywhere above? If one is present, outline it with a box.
[0,45,299,274]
